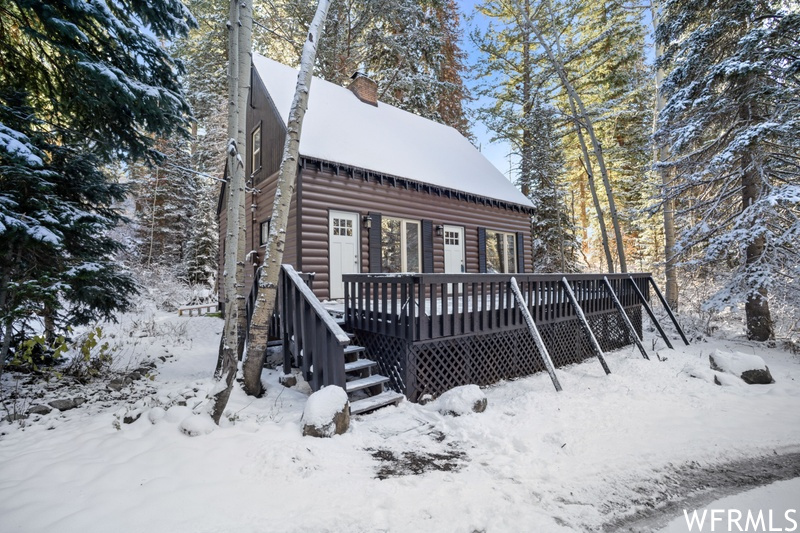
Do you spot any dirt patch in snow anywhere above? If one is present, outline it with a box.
[603,450,800,532]
[368,447,468,479]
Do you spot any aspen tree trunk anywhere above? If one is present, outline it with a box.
[235,0,252,360]
[211,0,243,424]
[527,3,627,272]
[241,0,333,397]
[574,109,615,273]
[650,1,678,309]
[519,0,532,198]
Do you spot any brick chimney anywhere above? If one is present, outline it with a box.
[348,72,378,106]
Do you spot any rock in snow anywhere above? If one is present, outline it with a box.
[709,350,774,385]
[431,385,488,416]
[302,386,349,438]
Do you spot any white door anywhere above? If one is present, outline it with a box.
[329,211,359,299]
[443,225,465,274]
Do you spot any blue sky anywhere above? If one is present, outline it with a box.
[456,0,515,182]
[454,0,655,183]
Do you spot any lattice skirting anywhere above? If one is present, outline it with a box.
[353,306,642,402]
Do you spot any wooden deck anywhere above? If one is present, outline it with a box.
[342,272,652,401]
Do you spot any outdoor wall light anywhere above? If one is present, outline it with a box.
[436,224,444,236]
[363,215,372,229]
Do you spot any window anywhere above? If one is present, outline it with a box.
[260,219,270,246]
[381,217,420,273]
[445,230,460,246]
[486,231,517,273]
[251,124,261,171]
[332,217,353,237]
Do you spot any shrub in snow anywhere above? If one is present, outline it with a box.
[164,405,193,424]
[148,407,166,424]
[179,414,217,437]
[302,386,349,438]
[709,350,774,385]
[430,385,487,416]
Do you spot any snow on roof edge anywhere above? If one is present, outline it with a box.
[252,54,534,209]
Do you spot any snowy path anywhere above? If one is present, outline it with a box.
[1,309,799,532]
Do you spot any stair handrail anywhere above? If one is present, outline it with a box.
[280,264,350,392]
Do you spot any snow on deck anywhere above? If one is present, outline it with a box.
[252,54,532,209]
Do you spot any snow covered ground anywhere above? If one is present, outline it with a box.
[1,307,799,533]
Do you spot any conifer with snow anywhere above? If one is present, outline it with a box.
[0,0,194,368]
[656,0,800,340]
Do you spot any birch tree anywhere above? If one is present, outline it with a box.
[650,0,678,309]
[241,0,333,397]
[211,0,250,423]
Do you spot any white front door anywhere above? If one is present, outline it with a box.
[443,225,465,274]
[329,211,359,299]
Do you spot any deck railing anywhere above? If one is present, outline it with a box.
[343,273,650,342]
[280,265,350,391]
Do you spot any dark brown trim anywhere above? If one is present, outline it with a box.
[368,212,382,273]
[478,227,487,273]
[422,219,434,273]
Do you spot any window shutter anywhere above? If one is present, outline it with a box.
[368,212,382,273]
[516,232,526,273]
[422,220,434,273]
[478,227,487,273]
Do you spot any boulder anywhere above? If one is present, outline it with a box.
[302,386,350,438]
[431,385,487,416]
[48,398,78,411]
[27,404,52,416]
[279,374,297,388]
[709,350,774,385]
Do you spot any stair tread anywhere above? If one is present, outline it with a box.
[344,359,377,373]
[345,374,389,393]
[343,345,365,354]
[350,392,405,415]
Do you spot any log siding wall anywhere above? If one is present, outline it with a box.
[300,167,532,300]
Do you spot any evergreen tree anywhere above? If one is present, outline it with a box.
[656,0,800,340]
[254,0,472,134]
[0,0,194,367]
[527,100,578,272]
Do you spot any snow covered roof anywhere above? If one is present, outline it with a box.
[252,54,533,209]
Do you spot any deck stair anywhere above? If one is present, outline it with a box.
[276,265,403,416]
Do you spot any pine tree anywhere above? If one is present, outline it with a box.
[528,100,578,272]
[0,0,194,368]
[656,0,800,340]
[254,0,472,134]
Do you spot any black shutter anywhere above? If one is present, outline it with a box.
[478,227,487,273]
[422,220,434,273]
[368,212,382,273]
[516,232,526,273]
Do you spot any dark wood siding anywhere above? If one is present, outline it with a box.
[300,167,532,299]
[248,65,286,185]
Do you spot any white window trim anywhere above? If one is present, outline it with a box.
[251,123,262,172]
[487,230,518,274]
[383,217,421,273]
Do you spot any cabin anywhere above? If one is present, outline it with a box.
[218,54,535,304]
[218,55,684,413]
